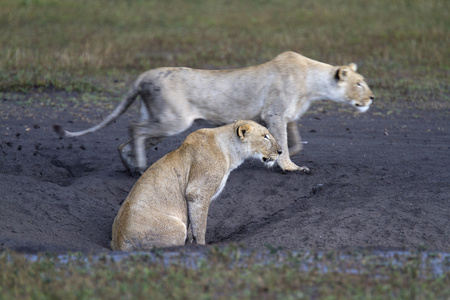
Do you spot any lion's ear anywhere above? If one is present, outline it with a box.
[348,63,357,72]
[335,66,350,81]
[237,123,253,141]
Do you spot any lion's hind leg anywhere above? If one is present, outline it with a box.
[118,136,165,174]
[118,138,135,174]
[131,117,195,173]
[116,215,187,251]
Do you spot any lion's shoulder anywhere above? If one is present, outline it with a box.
[173,128,224,164]
[272,51,310,65]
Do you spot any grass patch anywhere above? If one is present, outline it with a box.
[0,0,448,109]
[1,247,449,299]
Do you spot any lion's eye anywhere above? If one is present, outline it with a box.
[264,135,269,140]
[357,82,362,87]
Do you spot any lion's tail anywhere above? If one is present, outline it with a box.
[53,87,140,138]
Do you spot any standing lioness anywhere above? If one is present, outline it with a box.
[54,51,374,173]
[111,120,281,251]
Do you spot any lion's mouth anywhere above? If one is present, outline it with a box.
[352,98,372,113]
[355,104,370,113]
[262,154,278,163]
[263,156,275,162]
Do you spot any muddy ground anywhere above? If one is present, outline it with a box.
[0,94,449,253]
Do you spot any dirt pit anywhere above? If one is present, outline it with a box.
[1,95,449,253]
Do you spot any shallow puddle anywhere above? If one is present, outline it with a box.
[22,248,450,278]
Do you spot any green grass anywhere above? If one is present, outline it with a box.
[0,0,448,108]
[1,247,449,299]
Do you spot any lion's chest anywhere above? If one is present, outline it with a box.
[211,172,230,202]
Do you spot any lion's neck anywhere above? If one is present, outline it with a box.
[305,67,341,103]
[215,131,248,172]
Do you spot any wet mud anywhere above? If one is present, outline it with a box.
[1,98,449,253]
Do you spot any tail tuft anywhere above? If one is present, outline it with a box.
[53,124,65,137]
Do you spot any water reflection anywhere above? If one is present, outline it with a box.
[23,248,450,278]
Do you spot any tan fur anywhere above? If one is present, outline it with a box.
[54,51,374,173]
[111,120,281,251]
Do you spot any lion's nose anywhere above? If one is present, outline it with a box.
[277,149,282,155]
[370,96,374,100]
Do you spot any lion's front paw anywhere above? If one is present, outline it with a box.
[279,160,311,174]
[297,166,311,174]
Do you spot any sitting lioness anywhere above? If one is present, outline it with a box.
[111,120,281,251]
[54,51,373,174]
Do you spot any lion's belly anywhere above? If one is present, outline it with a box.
[177,70,269,124]
[188,91,266,125]
[199,108,263,125]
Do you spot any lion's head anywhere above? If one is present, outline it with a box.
[235,120,282,167]
[335,63,374,113]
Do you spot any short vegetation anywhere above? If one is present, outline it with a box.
[0,0,448,109]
